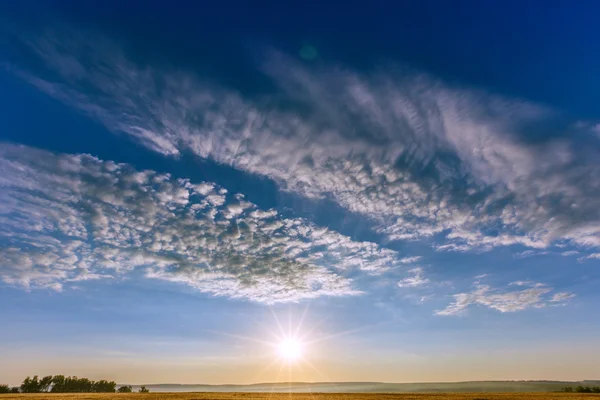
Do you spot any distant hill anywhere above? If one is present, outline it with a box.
[124,381,597,393]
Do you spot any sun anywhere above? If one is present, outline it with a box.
[278,338,303,362]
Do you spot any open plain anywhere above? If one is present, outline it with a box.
[1,393,600,400]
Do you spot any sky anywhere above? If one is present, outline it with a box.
[1,0,600,386]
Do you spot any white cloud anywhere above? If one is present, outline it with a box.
[8,30,600,254]
[550,292,576,302]
[515,250,549,258]
[0,144,403,302]
[580,253,600,261]
[436,281,574,316]
[399,256,422,264]
[397,267,429,288]
[509,280,537,287]
[560,250,579,256]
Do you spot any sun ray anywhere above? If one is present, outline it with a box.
[269,305,287,338]
[299,357,330,381]
[294,301,311,338]
[304,321,387,346]
[203,329,274,347]
[210,301,368,384]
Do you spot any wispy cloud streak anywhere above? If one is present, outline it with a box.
[436,281,574,316]
[7,30,600,255]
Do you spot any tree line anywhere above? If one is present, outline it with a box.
[0,375,149,393]
[561,385,600,393]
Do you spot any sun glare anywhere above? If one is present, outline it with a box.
[278,338,303,362]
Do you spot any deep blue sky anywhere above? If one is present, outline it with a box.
[5,0,600,116]
[1,0,599,385]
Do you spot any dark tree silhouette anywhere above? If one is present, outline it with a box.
[563,385,600,393]
[0,384,10,394]
[19,375,116,393]
[93,380,117,393]
[21,376,41,393]
[50,375,65,392]
[39,376,53,392]
[118,385,133,393]
[139,385,150,393]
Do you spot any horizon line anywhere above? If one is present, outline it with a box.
[117,380,600,386]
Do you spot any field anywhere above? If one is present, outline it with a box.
[1,393,599,400]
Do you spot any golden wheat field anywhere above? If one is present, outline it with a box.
[1,393,599,400]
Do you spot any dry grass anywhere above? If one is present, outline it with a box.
[1,393,599,400]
